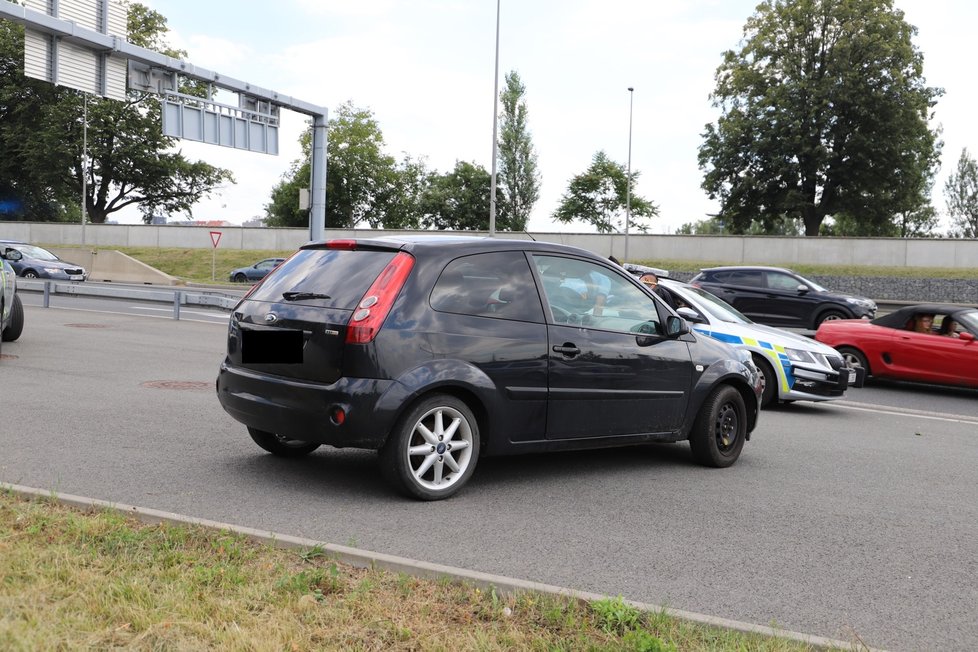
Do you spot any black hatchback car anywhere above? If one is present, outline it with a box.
[689,266,876,330]
[217,236,762,500]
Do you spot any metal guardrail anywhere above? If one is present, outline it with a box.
[17,279,244,320]
[16,278,915,322]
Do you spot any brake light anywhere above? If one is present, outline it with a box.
[326,239,357,250]
[346,252,415,344]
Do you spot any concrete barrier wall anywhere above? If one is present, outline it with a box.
[2,222,977,269]
[48,248,180,285]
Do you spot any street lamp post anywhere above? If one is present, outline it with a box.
[624,86,634,263]
[489,0,501,237]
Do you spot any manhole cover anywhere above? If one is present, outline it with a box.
[140,380,212,391]
[65,323,111,329]
[0,354,17,360]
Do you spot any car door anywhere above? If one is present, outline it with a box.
[711,270,776,323]
[756,270,818,327]
[532,254,694,440]
[890,316,978,385]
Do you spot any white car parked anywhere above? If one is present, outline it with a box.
[658,278,861,407]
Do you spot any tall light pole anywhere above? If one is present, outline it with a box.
[81,94,88,245]
[489,0,501,237]
[624,86,634,262]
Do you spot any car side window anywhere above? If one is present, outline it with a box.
[430,252,544,322]
[533,255,661,334]
[765,272,802,291]
[728,270,763,287]
[257,260,277,270]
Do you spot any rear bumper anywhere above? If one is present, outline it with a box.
[216,361,397,449]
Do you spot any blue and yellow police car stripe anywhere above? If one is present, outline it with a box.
[693,328,795,393]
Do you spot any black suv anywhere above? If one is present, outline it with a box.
[217,236,761,500]
[689,266,876,329]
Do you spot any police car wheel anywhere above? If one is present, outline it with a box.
[751,354,777,408]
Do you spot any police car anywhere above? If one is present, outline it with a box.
[1,247,25,355]
[657,278,861,408]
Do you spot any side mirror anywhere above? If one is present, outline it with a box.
[796,284,809,294]
[959,332,975,343]
[665,315,690,337]
[676,306,705,324]
[2,248,22,262]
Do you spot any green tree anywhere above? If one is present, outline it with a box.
[698,0,942,236]
[265,102,426,229]
[0,5,232,223]
[497,71,540,231]
[420,161,491,230]
[943,148,978,238]
[552,151,658,233]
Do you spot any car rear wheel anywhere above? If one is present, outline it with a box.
[2,294,24,342]
[688,385,747,468]
[837,346,870,378]
[247,427,321,457]
[815,309,847,327]
[379,394,480,501]
[751,354,777,408]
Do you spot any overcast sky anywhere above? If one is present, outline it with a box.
[135,0,977,234]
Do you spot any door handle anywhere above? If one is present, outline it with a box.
[552,344,581,356]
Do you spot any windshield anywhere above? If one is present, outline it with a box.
[956,309,978,333]
[672,283,753,324]
[10,244,59,261]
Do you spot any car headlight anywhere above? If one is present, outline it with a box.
[43,267,62,275]
[784,347,816,364]
[845,297,875,309]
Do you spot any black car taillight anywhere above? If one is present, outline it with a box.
[346,252,415,344]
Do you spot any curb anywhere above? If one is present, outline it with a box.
[2,482,883,651]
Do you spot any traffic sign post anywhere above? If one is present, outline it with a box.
[210,231,222,281]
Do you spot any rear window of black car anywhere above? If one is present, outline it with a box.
[430,251,544,323]
[247,249,398,309]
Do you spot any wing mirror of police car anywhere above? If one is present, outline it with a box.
[676,307,705,324]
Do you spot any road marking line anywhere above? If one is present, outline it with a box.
[829,401,978,425]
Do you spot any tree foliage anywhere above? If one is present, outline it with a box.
[552,151,658,233]
[497,71,540,231]
[943,148,978,238]
[0,4,232,223]
[265,102,428,229]
[419,161,491,230]
[698,0,943,237]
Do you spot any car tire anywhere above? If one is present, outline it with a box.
[247,427,321,457]
[836,346,870,379]
[688,385,747,468]
[234,273,248,283]
[379,394,480,501]
[814,309,848,328]
[22,270,38,279]
[751,353,777,408]
[2,294,24,342]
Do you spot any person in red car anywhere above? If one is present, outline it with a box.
[910,313,934,333]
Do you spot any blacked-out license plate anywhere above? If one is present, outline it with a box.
[241,329,304,364]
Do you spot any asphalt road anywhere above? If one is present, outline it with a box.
[3,304,977,652]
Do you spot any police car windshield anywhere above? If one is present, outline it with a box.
[674,283,753,324]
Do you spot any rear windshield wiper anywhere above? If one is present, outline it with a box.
[282,291,332,301]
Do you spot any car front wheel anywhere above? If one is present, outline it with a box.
[837,346,870,379]
[22,270,39,279]
[2,294,24,342]
[233,273,248,283]
[688,385,747,468]
[380,394,480,500]
[815,309,848,327]
[247,427,321,457]
[751,353,777,408]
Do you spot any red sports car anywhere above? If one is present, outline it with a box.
[815,304,978,389]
